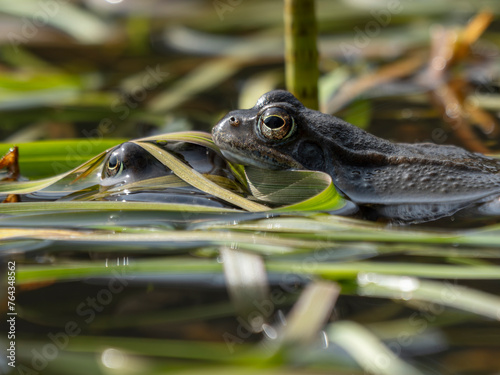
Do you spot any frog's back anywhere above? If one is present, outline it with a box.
[333,140,500,206]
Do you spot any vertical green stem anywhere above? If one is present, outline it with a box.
[284,0,319,110]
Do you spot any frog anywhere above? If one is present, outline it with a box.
[98,141,242,208]
[212,90,500,223]
[100,142,171,187]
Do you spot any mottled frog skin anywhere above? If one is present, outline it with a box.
[212,90,500,222]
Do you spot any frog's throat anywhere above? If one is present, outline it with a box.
[220,149,304,170]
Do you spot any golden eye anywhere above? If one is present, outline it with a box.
[104,151,124,178]
[258,108,295,141]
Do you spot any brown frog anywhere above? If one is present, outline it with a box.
[212,90,500,223]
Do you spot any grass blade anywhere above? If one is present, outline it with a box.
[135,141,269,212]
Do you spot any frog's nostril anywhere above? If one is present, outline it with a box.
[229,116,240,127]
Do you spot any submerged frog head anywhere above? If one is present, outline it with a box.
[98,141,246,208]
[101,142,170,186]
[101,140,241,188]
[213,90,335,171]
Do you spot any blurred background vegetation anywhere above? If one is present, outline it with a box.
[2,0,500,151]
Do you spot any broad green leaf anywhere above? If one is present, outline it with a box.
[244,167,346,211]
[277,180,344,211]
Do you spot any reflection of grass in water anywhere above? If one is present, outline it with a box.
[10,225,500,374]
[6,197,500,373]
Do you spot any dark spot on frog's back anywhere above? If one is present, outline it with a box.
[295,141,325,171]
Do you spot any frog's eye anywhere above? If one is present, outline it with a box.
[258,108,295,141]
[103,151,124,178]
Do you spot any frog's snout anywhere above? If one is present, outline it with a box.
[212,108,262,157]
[228,116,240,127]
[212,110,247,141]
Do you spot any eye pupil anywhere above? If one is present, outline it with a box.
[108,154,118,169]
[258,108,295,141]
[263,115,285,129]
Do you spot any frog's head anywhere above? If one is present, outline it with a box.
[213,90,332,171]
[101,142,169,186]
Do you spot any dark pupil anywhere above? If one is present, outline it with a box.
[264,115,285,129]
[108,154,118,169]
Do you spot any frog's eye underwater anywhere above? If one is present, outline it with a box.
[258,107,295,141]
[103,150,124,178]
